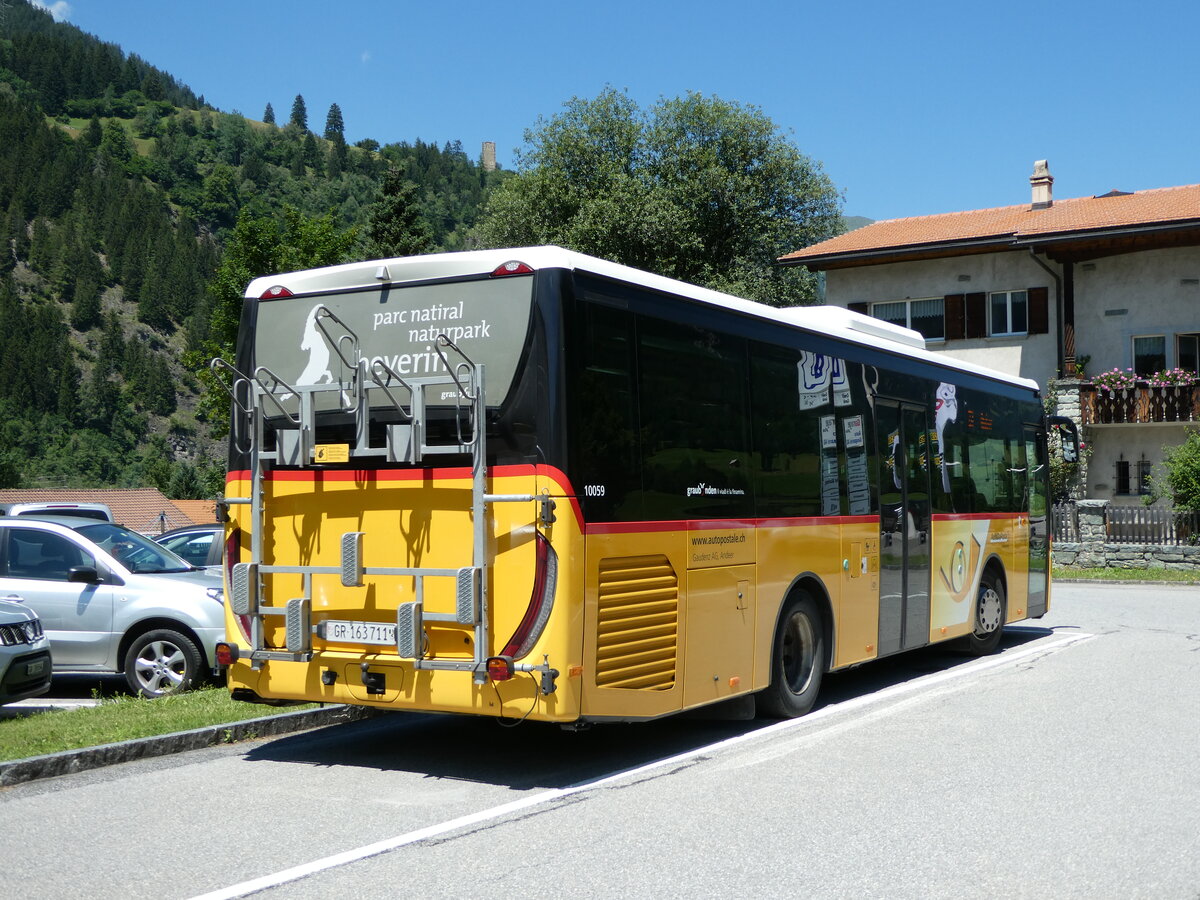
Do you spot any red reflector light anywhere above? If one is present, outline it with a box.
[259,285,293,299]
[490,260,534,277]
[224,527,252,642]
[487,656,515,682]
[215,642,239,666]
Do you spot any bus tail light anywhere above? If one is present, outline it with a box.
[215,642,239,666]
[490,260,534,277]
[224,527,252,642]
[486,656,515,682]
[259,285,293,299]
[498,532,558,661]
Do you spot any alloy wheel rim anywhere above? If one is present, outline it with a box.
[133,640,186,694]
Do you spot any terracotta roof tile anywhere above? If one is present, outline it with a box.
[171,500,218,526]
[782,182,1200,262]
[0,489,209,534]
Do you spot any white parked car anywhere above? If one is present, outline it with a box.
[0,501,114,522]
[0,517,224,698]
[0,598,52,704]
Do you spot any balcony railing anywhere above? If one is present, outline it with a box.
[1079,383,1200,425]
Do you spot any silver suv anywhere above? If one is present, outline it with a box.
[0,517,224,698]
[0,598,52,704]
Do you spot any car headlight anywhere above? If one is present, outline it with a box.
[206,587,225,605]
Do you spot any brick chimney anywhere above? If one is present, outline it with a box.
[1031,160,1053,209]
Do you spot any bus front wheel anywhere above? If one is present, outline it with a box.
[964,571,1006,655]
[757,591,824,719]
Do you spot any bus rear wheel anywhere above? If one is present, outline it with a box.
[757,591,824,719]
[964,571,1006,655]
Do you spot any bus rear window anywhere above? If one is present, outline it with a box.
[252,276,534,409]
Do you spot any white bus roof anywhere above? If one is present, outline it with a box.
[245,246,1039,394]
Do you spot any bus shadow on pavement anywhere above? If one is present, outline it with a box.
[240,624,1060,791]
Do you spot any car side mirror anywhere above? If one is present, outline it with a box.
[67,565,102,584]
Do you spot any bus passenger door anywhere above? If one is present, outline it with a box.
[877,402,932,655]
[1025,425,1049,617]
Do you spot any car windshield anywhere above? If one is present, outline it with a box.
[76,523,194,574]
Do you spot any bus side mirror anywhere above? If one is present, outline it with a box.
[1048,416,1080,463]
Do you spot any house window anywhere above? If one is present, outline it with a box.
[1138,460,1153,496]
[989,290,1028,336]
[1177,333,1200,371]
[1133,335,1166,376]
[869,298,944,340]
[1114,460,1130,496]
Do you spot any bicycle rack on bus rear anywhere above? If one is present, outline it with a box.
[212,308,552,686]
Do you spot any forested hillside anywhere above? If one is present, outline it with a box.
[0,0,505,495]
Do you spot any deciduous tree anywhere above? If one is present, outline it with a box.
[475,88,843,306]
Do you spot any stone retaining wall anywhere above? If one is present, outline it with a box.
[1053,542,1200,570]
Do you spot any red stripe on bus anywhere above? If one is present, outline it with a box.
[932,512,1024,522]
[586,515,878,536]
[687,519,758,531]
[226,465,585,529]
[757,515,877,528]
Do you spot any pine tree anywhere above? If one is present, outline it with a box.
[324,103,344,141]
[302,132,324,176]
[70,277,101,330]
[289,94,307,131]
[263,102,275,125]
[363,167,433,259]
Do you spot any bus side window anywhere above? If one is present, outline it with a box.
[575,302,643,520]
[637,315,752,519]
[750,345,821,518]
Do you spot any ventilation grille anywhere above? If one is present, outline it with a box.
[595,555,678,690]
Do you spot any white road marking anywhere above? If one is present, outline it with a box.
[189,630,1094,900]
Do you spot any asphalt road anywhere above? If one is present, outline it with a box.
[1,581,1197,899]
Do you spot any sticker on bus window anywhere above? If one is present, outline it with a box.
[821,453,840,516]
[846,451,871,515]
[798,351,830,410]
[820,415,838,450]
[842,415,864,449]
[798,352,850,410]
[935,383,959,493]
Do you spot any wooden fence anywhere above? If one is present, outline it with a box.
[1105,505,1200,544]
[1052,501,1079,542]
[1054,501,1200,545]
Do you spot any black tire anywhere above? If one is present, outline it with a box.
[964,571,1006,655]
[123,628,204,698]
[757,591,825,719]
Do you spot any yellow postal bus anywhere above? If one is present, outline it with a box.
[211,247,1076,724]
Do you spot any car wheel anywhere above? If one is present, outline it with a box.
[124,628,203,698]
[756,591,825,719]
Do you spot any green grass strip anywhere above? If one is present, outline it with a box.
[1054,565,1200,584]
[0,688,315,762]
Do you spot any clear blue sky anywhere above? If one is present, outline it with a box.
[38,0,1200,223]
